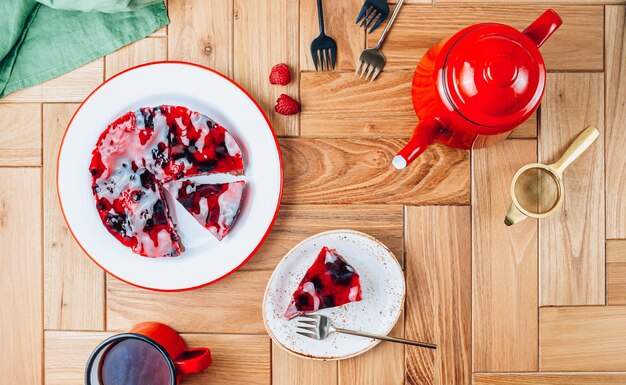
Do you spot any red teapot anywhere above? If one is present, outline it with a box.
[393,9,562,169]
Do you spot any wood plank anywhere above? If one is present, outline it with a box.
[473,139,538,372]
[405,206,471,385]
[43,104,105,331]
[2,60,103,103]
[539,73,605,306]
[540,306,626,371]
[606,5,626,239]
[0,168,42,385]
[300,72,537,139]
[45,331,270,385]
[243,204,403,271]
[168,0,232,75]
[340,314,405,385]
[607,240,626,305]
[107,270,270,333]
[105,37,168,79]
[300,72,414,138]
[272,343,338,385]
[280,138,470,205]
[0,104,41,166]
[474,373,626,385]
[299,0,364,71]
[233,0,299,137]
[608,240,626,263]
[366,5,603,71]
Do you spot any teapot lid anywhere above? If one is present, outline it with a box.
[441,24,546,132]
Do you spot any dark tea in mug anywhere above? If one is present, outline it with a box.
[100,338,172,385]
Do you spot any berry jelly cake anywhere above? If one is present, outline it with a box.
[285,246,362,319]
[90,105,245,258]
[165,180,246,241]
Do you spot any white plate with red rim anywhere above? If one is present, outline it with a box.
[263,230,405,360]
[57,61,283,291]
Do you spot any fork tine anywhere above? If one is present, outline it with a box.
[359,62,369,78]
[371,67,382,82]
[298,314,319,320]
[297,319,317,326]
[325,48,332,71]
[360,6,375,27]
[296,330,317,339]
[311,48,319,71]
[369,12,386,33]
[320,50,326,71]
[364,11,380,30]
[330,46,337,69]
[355,4,371,24]
[365,64,375,81]
[355,59,363,76]
[296,325,317,332]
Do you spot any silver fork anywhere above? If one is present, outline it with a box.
[355,0,405,82]
[295,314,437,349]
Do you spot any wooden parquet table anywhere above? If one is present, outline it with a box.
[1,1,625,384]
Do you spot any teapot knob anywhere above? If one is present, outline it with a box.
[522,9,562,48]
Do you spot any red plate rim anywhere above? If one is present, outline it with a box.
[56,60,284,292]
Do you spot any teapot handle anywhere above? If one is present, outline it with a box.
[522,9,562,48]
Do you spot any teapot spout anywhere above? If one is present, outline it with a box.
[393,118,443,169]
[523,9,562,48]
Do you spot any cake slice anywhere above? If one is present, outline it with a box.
[165,179,246,241]
[162,106,244,180]
[92,168,184,258]
[285,246,362,319]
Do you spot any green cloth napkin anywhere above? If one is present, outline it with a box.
[0,0,169,99]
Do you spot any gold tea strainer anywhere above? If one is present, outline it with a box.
[504,125,599,226]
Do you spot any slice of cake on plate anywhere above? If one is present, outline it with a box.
[285,246,362,319]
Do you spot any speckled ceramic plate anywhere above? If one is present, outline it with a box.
[263,230,405,360]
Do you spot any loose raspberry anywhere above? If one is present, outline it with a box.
[269,63,292,85]
[274,94,300,115]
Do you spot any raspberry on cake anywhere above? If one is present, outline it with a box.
[90,105,246,258]
[285,246,362,319]
[165,180,246,241]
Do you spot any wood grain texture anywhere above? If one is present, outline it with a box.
[43,104,105,331]
[540,306,626,371]
[272,343,337,385]
[107,270,270,333]
[339,316,405,385]
[0,104,41,166]
[233,0,299,137]
[300,72,537,139]
[539,73,605,306]
[280,138,470,205]
[45,331,270,385]
[243,204,403,271]
[606,5,626,239]
[300,72,414,138]
[1,60,103,102]
[367,5,603,71]
[105,37,168,79]
[300,0,364,71]
[608,240,626,305]
[474,373,626,385]
[168,0,232,75]
[0,168,42,385]
[405,206,471,385]
[472,140,538,372]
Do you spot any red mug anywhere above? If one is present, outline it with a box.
[393,9,562,169]
[85,322,212,385]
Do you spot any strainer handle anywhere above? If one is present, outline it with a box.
[551,125,600,174]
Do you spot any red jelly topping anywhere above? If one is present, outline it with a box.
[90,105,245,258]
[285,246,362,319]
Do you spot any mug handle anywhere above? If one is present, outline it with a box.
[174,348,212,375]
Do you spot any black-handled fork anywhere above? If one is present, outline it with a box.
[356,0,390,33]
[310,0,337,71]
